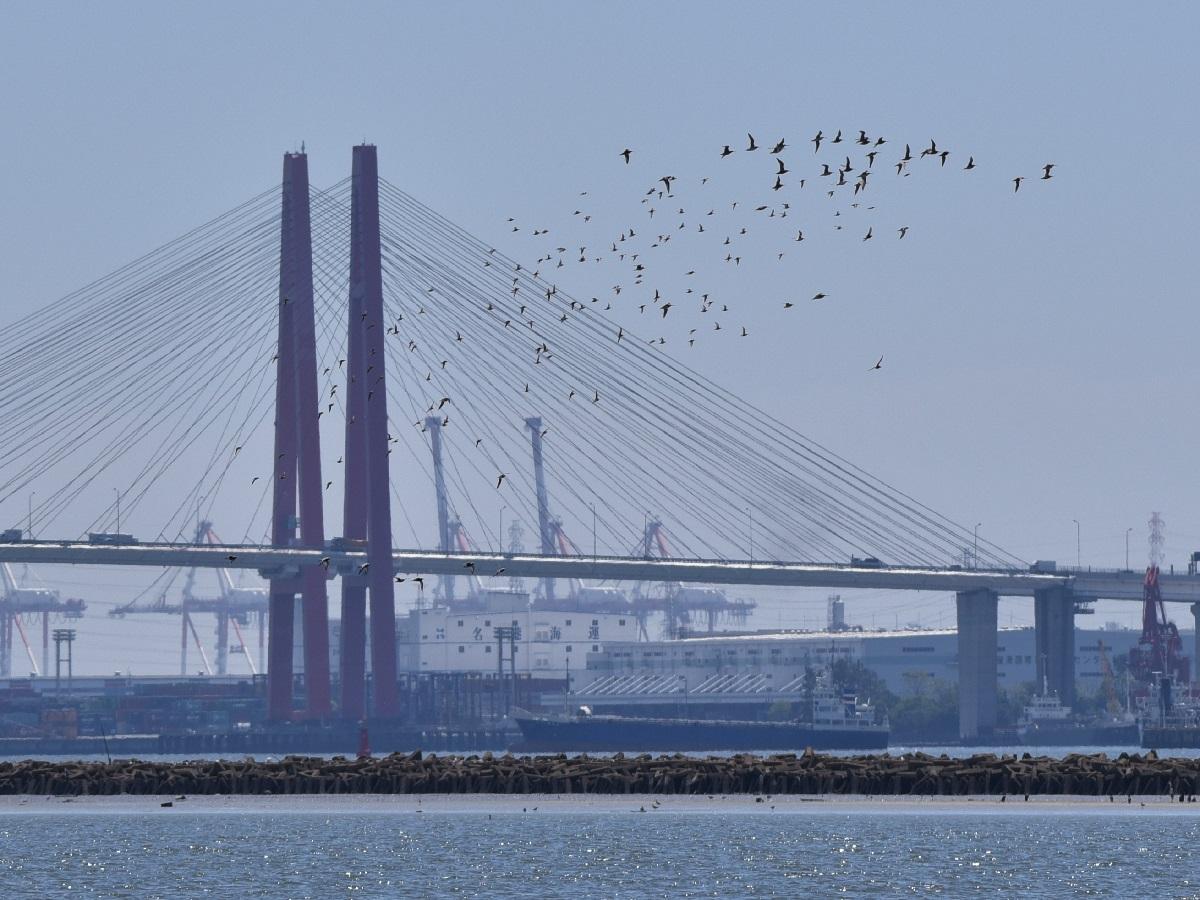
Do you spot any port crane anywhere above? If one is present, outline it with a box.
[108,521,266,676]
[1127,564,1189,687]
[628,519,756,639]
[0,563,85,677]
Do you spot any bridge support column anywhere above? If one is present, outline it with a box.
[1034,588,1075,706]
[267,150,331,720]
[1193,603,1200,682]
[349,144,399,718]
[956,589,998,742]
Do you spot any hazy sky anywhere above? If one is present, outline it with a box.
[1,1,1198,674]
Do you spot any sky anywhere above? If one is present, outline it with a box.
[1,1,1198,674]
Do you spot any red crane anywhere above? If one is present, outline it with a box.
[1128,565,1190,686]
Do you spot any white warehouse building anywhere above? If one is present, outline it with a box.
[580,625,1168,697]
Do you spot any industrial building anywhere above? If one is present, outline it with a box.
[577,625,1172,699]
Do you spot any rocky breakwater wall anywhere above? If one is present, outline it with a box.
[1,750,1199,797]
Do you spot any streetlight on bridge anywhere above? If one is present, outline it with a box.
[1072,519,1081,569]
[1126,527,1133,572]
[974,523,981,569]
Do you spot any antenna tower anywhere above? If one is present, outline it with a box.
[1148,512,1165,567]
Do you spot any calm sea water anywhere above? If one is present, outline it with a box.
[1,801,1198,898]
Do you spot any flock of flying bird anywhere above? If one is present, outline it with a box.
[503,128,1055,367]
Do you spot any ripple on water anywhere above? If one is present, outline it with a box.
[0,810,1198,897]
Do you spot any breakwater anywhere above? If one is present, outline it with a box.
[2,750,1199,797]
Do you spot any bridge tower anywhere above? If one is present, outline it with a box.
[525,416,557,602]
[267,151,331,720]
[342,144,399,718]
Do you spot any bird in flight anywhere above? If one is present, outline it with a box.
[1013,176,1024,192]
[964,156,976,170]
[812,292,826,300]
[898,226,908,239]
[863,227,873,241]
[621,148,632,164]
[1041,163,1054,180]
[871,356,883,371]
[770,138,786,154]
[496,473,507,489]
[812,130,824,152]
[746,133,758,151]
[720,145,734,158]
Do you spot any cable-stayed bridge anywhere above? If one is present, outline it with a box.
[1,146,1196,739]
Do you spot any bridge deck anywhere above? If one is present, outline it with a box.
[1,542,1196,603]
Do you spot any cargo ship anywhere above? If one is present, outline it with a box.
[511,689,888,752]
[1016,688,1139,746]
[1139,675,1200,749]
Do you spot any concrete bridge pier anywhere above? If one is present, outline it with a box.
[956,589,998,742]
[1193,603,1200,680]
[1034,587,1075,707]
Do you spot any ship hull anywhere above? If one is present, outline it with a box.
[1019,722,1139,746]
[512,714,889,752]
[1141,726,1200,749]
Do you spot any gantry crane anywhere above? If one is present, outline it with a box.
[628,519,756,639]
[0,563,85,677]
[108,521,266,676]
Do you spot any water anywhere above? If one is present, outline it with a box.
[2,797,1199,897]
